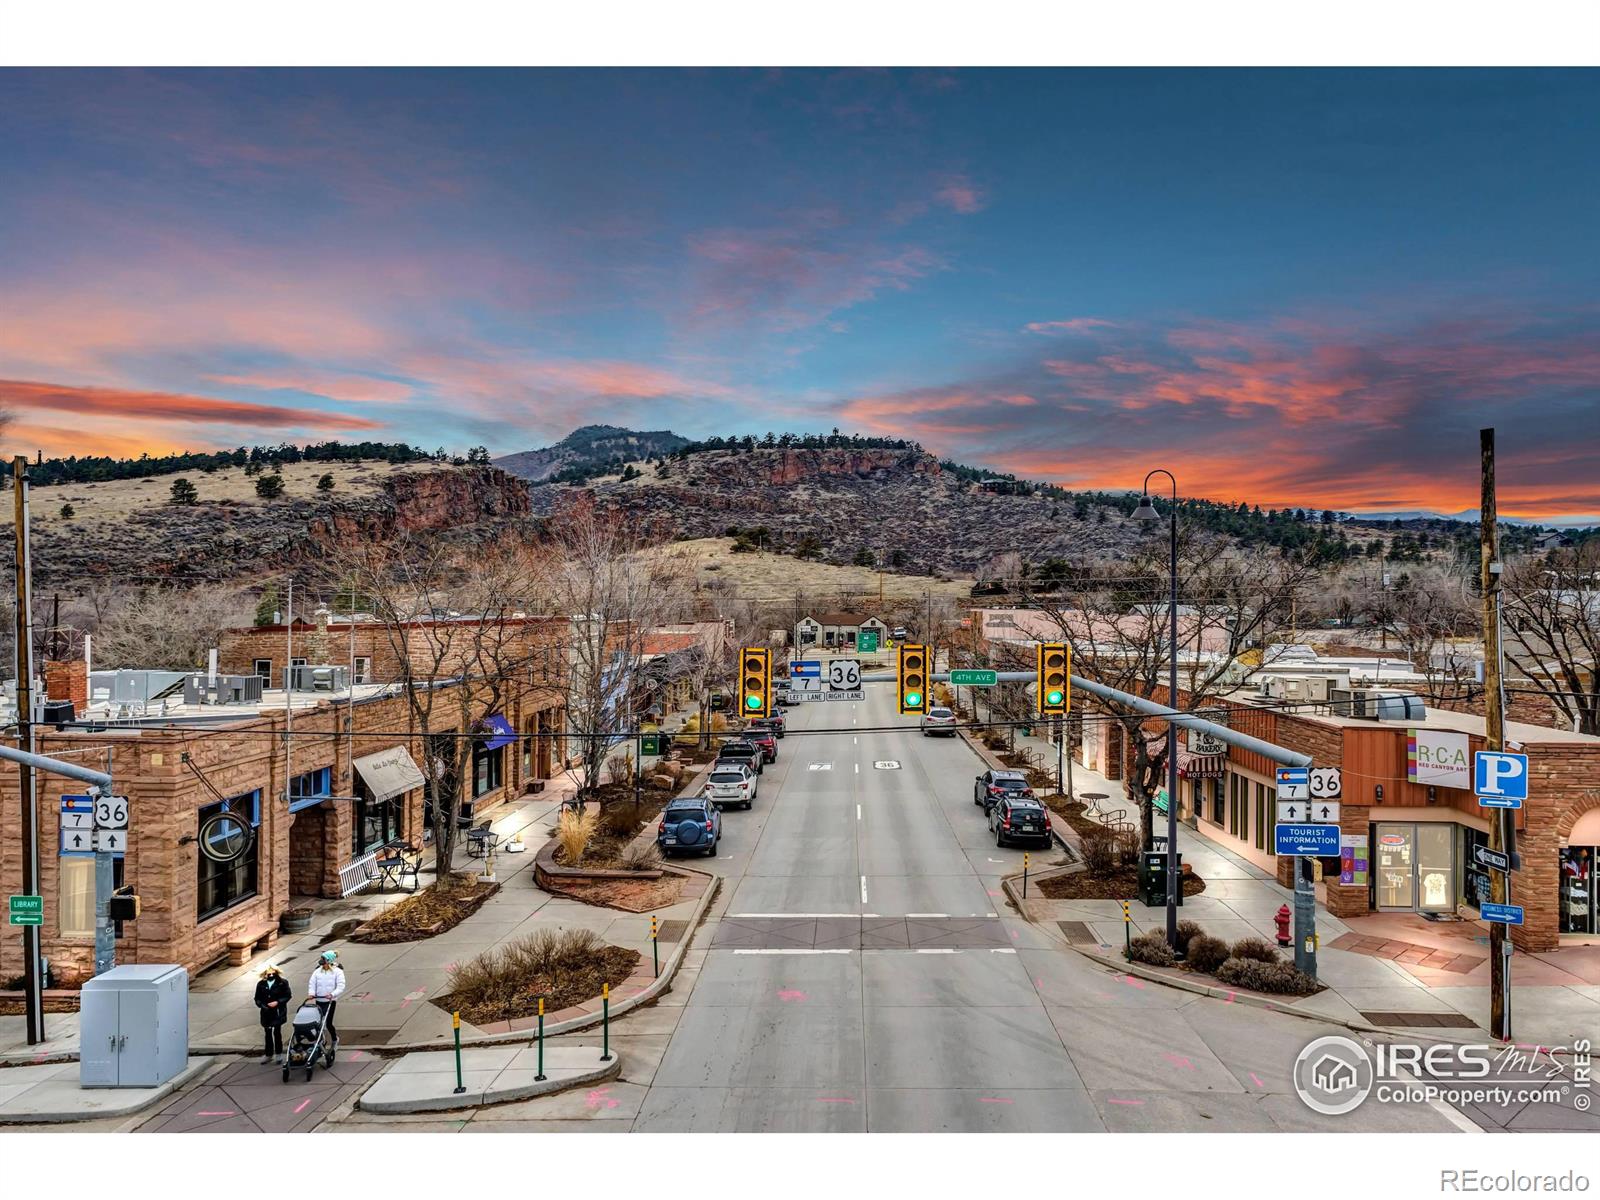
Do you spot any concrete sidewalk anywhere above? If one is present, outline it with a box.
[1,759,714,1062]
[356,1043,620,1113]
[998,723,1600,1048]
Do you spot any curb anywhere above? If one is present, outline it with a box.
[356,1049,622,1114]
[0,1055,219,1125]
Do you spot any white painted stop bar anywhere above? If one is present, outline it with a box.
[857,670,1313,768]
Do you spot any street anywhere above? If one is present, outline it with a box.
[333,683,1475,1133]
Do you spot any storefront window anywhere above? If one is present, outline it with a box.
[289,765,333,813]
[352,780,402,855]
[473,744,504,797]
[1209,778,1224,825]
[1417,824,1455,912]
[197,792,260,921]
[1563,847,1595,935]
[1375,825,1415,909]
[59,857,95,937]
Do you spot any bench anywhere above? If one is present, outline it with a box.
[226,922,279,967]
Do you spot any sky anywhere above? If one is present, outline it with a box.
[1,68,1596,519]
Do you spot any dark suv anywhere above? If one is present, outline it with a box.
[989,794,1051,848]
[748,713,785,739]
[974,768,1033,814]
[717,740,764,775]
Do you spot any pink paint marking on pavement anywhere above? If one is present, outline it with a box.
[1162,1053,1195,1070]
[1249,1073,1265,1089]
[978,1097,1014,1104]
[1106,1099,1145,1106]
[776,989,808,1002]
[348,1050,365,1061]
[293,1097,314,1114]
[1123,974,1145,989]
[585,1086,620,1110]
[1225,991,1236,1004]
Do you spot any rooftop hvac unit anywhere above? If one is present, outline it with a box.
[286,664,349,692]
[90,670,189,705]
[184,673,266,705]
[1329,687,1426,722]
[1261,674,1341,703]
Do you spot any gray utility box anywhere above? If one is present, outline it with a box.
[79,964,189,1088]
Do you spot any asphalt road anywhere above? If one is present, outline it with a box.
[611,685,1471,1133]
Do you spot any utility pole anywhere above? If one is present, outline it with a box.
[1480,428,1513,1042]
[12,456,44,1043]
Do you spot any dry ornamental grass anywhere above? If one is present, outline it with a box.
[438,928,641,1024]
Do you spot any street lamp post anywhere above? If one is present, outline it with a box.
[1132,471,1181,956]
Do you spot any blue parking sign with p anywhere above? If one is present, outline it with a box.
[1474,751,1529,802]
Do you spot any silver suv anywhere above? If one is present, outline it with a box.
[920,706,957,737]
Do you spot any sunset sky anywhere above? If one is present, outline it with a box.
[1,68,1596,518]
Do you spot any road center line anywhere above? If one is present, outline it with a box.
[860,875,869,903]
[857,804,862,821]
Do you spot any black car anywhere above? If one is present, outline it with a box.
[717,740,764,775]
[989,794,1051,848]
[749,714,786,739]
[974,768,1033,813]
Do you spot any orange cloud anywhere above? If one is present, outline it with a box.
[1026,318,1115,335]
[0,378,383,430]
[934,176,986,215]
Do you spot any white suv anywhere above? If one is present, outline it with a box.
[920,706,958,737]
[705,764,758,810]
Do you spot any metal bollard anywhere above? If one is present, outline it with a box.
[451,1010,465,1094]
[1023,851,1029,899]
[600,983,612,1061]
[1121,900,1132,959]
[535,997,546,1081]
[651,914,660,978]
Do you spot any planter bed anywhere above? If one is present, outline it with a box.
[347,874,500,944]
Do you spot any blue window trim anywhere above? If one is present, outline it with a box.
[288,766,333,813]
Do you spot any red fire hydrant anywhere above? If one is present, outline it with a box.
[1274,904,1292,947]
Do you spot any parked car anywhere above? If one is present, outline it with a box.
[657,796,722,857]
[775,686,798,708]
[989,794,1051,847]
[974,768,1034,813]
[920,706,957,736]
[892,626,908,640]
[742,726,778,763]
[705,763,758,810]
[716,740,764,775]
[749,713,786,739]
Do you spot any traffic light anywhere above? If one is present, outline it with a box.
[108,889,140,922]
[739,647,771,718]
[898,643,928,714]
[1036,642,1070,715]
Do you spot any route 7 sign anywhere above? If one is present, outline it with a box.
[1275,767,1310,801]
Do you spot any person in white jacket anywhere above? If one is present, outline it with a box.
[306,950,346,1043]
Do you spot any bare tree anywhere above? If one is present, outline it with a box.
[1035,532,1316,849]
[92,586,254,670]
[321,538,558,866]
[1503,543,1600,735]
[544,500,693,806]
[1383,565,1479,702]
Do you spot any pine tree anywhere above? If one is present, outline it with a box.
[168,477,199,506]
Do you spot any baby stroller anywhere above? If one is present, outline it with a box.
[282,1000,337,1082]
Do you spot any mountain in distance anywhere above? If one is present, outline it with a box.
[1350,509,1597,530]
[494,424,689,483]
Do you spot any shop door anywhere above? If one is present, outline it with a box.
[1416,824,1456,912]
[1563,847,1595,934]
[1375,825,1415,910]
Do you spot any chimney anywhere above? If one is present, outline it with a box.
[44,659,89,709]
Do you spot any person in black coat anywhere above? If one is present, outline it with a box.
[255,963,293,1063]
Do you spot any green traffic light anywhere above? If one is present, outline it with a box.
[904,691,922,707]
[745,695,762,710]
[1046,689,1064,705]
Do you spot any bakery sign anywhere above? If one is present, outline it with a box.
[1407,728,1471,790]
[1187,708,1229,757]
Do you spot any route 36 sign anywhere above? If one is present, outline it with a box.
[1308,768,1342,800]
[828,659,861,690]
[94,795,129,829]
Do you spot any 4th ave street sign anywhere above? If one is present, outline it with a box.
[9,895,43,926]
[950,669,997,686]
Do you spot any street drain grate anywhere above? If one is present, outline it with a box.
[1360,1011,1479,1029]
[1057,921,1096,943]
[655,919,689,943]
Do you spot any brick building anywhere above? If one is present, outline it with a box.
[0,656,566,984]
[1076,681,1600,952]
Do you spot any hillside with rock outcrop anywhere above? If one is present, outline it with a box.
[529,444,1132,576]
[14,462,535,587]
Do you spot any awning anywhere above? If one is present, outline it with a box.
[1178,748,1227,779]
[479,714,516,751]
[352,746,426,803]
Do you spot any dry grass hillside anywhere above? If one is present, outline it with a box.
[663,538,975,602]
[17,460,442,532]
